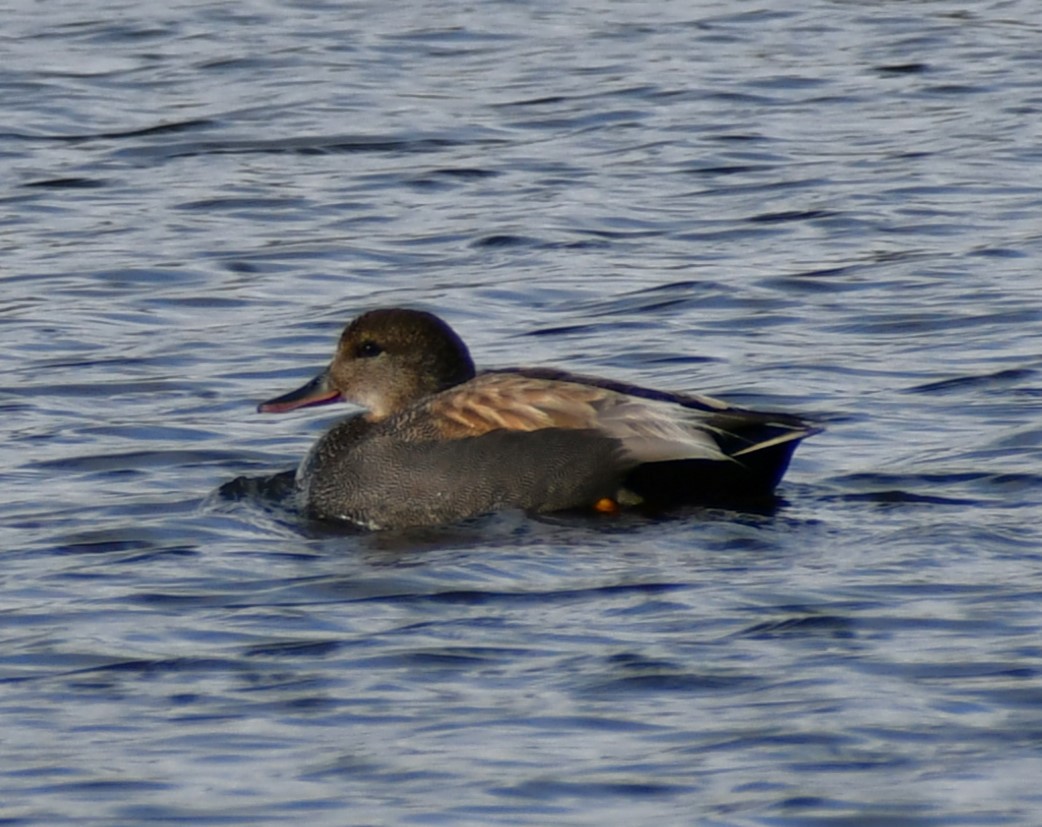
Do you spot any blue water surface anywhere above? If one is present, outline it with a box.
[3,0,1042,824]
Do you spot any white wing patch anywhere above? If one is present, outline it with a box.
[593,395,731,464]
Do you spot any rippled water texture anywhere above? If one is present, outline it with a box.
[3,0,1042,824]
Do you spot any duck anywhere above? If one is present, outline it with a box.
[258,308,819,529]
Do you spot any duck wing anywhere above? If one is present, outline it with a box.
[497,366,820,455]
[472,369,822,501]
[402,370,810,466]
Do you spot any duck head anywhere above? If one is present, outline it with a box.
[257,308,476,420]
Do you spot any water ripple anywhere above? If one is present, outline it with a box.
[3,1,1042,824]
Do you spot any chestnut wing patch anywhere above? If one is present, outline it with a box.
[425,373,728,463]
[428,374,608,438]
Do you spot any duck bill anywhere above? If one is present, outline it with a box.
[257,370,341,413]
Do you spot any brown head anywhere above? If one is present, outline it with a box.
[258,308,476,419]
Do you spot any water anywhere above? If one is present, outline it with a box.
[3,0,1042,823]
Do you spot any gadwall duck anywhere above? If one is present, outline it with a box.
[259,308,819,529]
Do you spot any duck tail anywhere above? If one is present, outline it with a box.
[622,409,820,506]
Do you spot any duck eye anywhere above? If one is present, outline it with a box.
[355,340,383,358]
